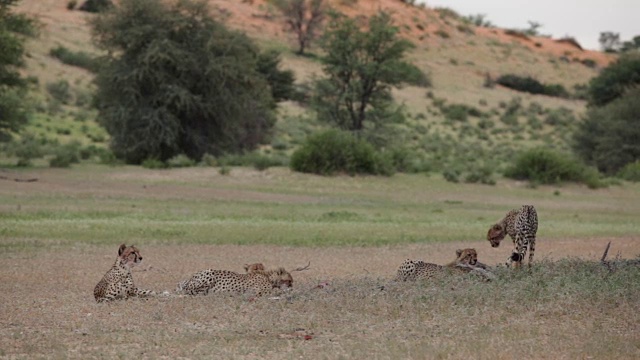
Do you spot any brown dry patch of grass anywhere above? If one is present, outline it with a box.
[1,243,639,359]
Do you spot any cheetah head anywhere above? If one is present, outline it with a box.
[455,248,478,265]
[244,263,266,273]
[118,243,143,268]
[487,224,506,247]
[268,268,293,289]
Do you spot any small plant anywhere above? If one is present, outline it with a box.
[218,165,230,175]
[141,158,167,169]
[617,161,640,182]
[167,154,196,168]
[49,142,81,168]
[78,0,113,13]
[46,80,72,104]
[50,46,99,72]
[200,153,217,167]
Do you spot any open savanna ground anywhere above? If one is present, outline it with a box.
[0,165,639,359]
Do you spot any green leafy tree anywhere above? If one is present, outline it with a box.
[574,87,640,175]
[621,35,640,52]
[587,53,640,107]
[599,31,621,53]
[0,0,35,140]
[256,49,295,102]
[312,11,428,133]
[271,0,326,55]
[91,0,276,163]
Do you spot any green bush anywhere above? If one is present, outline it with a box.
[504,147,604,187]
[587,53,640,106]
[141,158,167,169]
[49,142,81,168]
[574,88,640,174]
[79,0,113,12]
[46,80,72,104]
[167,154,196,168]
[49,46,99,72]
[617,161,640,182]
[496,74,568,98]
[290,130,394,176]
[8,134,46,166]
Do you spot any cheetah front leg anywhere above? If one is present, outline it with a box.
[507,233,528,269]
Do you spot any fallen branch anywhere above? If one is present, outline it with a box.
[600,241,615,273]
[0,175,38,182]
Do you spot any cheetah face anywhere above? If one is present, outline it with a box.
[456,248,478,265]
[118,243,143,268]
[272,268,293,289]
[487,224,506,247]
[244,263,266,273]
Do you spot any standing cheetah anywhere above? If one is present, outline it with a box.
[487,205,538,268]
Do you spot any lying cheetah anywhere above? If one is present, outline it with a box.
[395,248,486,281]
[94,244,155,302]
[176,267,293,296]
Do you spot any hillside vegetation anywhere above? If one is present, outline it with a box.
[7,0,618,178]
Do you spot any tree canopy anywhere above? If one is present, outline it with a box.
[271,0,326,55]
[587,53,640,107]
[91,0,279,163]
[312,11,428,134]
[0,0,35,140]
[574,87,640,175]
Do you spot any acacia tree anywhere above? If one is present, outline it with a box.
[312,11,428,133]
[0,0,35,140]
[271,0,326,55]
[91,0,277,163]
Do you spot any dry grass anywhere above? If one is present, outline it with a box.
[1,245,638,359]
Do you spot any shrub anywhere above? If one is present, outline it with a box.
[49,142,81,168]
[49,46,99,72]
[496,74,568,98]
[617,161,640,182]
[464,165,496,185]
[46,80,72,104]
[8,134,46,166]
[574,88,640,174]
[290,130,394,176]
[141,158,167,169]
[200,153,217,167]
[504,147,603,187]
[79,0,113,13]
[167,154,196,168]
[587,53,640,106]
[443,104,468,122]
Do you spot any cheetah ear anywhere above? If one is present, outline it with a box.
[243,264,250,271]
[118,243,127,256]
[456,249,462,257]
[492,224,502,231]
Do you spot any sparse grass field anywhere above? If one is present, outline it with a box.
[1,165,639,359]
